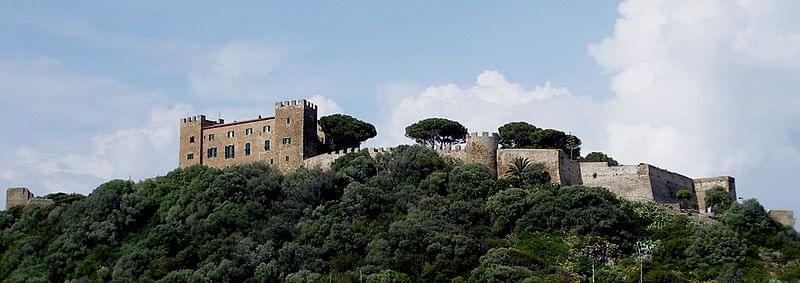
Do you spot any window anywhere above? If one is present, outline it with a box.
[245,128,253,135]
[270,159,274,165]
[282,137,291,145]
[207,147,217,158]
[285,156,289,161]
[264,140,271,151]
[263,125,271,133]
[245,143,251,156]
[208,134,215,141]
[189,136,195,143]
[286,117,291,124]
[225,145,235,159]
[187,153,194,160]
[227,131,235,138]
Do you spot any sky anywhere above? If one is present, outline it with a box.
[1,1,799,224]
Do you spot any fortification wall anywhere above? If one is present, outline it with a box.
[646,165,696,206]
[579,163,654,201]
[496,149,563,184]
[436,145,467,162]
[302,147,394,170]
[694,176,736,212]
[768,209,796,228]
[6,187,33,208]
[558,151,582,186]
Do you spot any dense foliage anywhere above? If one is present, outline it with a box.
[497,121,581,159]
[405,118,468,148]
[1,145,798,282]
[318,114,377,151]
[581,152,620,166]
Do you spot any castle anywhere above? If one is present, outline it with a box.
[172,98,794,226]
[11,98,794,227]
[179,99,328,173]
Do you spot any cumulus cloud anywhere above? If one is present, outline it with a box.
[190,42,282,98]
[382,0,800,215]
[308,95,343,116]
[379,70,597,146]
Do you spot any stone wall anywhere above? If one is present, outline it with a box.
[768,209,796,228]
[646,165,696,205]
[202,117,275,169]
[558,151,582,186]
[694,176,736,213]
[6,187,33,208]
[497,149,564,184]
[579,163,654,201]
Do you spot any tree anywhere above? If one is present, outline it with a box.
[580,152,619,166]
[705,186,735,214]
[676,189,693,208]
[405,118,467,148]
[530,129,582,159]
[504,158,550,188]
[498,122,538,148]
[319,114,377,151]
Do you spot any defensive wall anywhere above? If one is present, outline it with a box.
[5,187,54,209]
[302,131,736,212]
[768,209,796,228]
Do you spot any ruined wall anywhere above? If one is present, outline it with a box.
[694,176,736,213]
[579,163,654,201]
[6,187,33,208]
[646,165,696,206]
[303,147,363,171]
[497,149,563,184]
[768,209,796,228]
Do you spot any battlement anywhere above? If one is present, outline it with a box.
[181,115,206,123]
[434,145,464,152]
[275,99,317,110]
[468,132,498,138]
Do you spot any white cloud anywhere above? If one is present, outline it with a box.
[380,70,597,146]
[308,95,343,116]
[381,0,800,215]
[190,43,282,98]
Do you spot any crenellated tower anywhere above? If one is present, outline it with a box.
[273,99,324,172]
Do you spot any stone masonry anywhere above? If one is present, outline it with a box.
[179,99,327,173]
[6,187,33,208]
[5,187,54,209]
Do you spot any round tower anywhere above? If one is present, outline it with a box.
[465,132,499,175]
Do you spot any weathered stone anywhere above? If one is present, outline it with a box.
[769,209,795,228]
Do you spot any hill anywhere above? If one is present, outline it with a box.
[1,145,799,282]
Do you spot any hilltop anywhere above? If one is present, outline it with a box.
[1,145,799,282]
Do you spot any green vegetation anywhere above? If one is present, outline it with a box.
[1,145,798,282]
[581,151,620,166]
[405,118,468,148]
[706,186,736,214]
[318,114,377,151]
[497,121,581,159]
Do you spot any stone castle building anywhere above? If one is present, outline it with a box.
[179,99,327,173]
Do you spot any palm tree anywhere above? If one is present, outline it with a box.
[506,157,531,180]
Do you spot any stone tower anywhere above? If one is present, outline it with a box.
[273,100,324,172]
[464,132,499,175]
[6,187,33,208]
[179,115,216,168]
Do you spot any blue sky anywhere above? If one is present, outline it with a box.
[2,1,800,225]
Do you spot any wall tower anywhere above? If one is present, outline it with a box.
[178,115,214,168]
[464,132,499,175]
